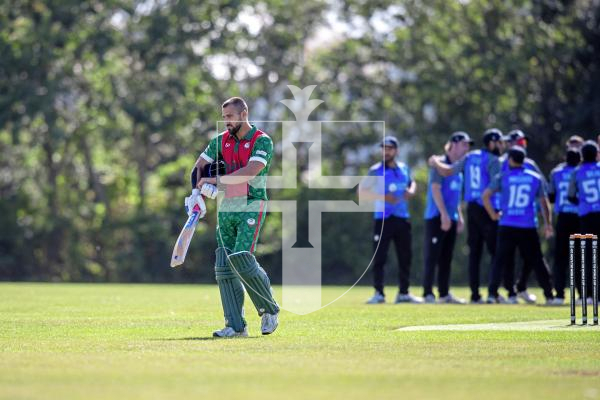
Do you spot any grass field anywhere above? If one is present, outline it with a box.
[1,283,600,400]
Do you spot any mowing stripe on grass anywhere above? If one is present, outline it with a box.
[397,319,600,331]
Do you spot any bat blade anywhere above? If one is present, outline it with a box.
[170,207,202,268]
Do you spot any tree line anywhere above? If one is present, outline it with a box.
[1,0,599,284]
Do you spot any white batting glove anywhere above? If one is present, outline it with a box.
[184,189,206,218]
[200,183,218,199]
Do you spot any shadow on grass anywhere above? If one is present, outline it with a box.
[153,336,260,341]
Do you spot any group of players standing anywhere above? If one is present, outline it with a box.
[364,130,600,306]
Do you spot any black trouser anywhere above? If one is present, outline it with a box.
[553,212,580,299]
[423,216,457,298]
[516,259,531,293]
[372,216,412,295]
[489,226,554,299]
[579,212,600,300]
[466,202,497,301]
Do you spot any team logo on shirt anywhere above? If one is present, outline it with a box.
[247,218,256,226]
[225,143,231,148]
[388,183,397,192]
[374,235,380,242]
[244,142,250,149]
[450,180,461,191]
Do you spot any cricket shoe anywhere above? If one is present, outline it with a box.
[486,295,507,304]
[424,294,436,304]
[548,297,565,306]
[470,298,485,304]
[261,312,279,335]
[575,297,594,305]
[395,293,424,304]
[507,296,519,304]
[438,293,466,304]
[517,290,537,304]
[366,292,385,304]
[213,326,248,338]
[545,297,564,306]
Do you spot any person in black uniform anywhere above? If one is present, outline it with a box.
[422,132,472,304]
[428,129,504,303]
[483,146,555,304]
[361,136,421,304]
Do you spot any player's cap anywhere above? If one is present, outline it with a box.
[483,128,503,144]
[566,135,584,147]
[381,136,399,148]
[508,145,526,164]
[449,131,474,145]
[507,129,528,141]
[507,129,528,147]
[581,140,599,162]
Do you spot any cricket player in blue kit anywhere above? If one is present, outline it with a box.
[568,140,600,304]
[499,129,544,303]
[483,146,556,304]
[422,132,472,304]
[548,147,581,304]
[362,136,421,304]
[428,128,503,303]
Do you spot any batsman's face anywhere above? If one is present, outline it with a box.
[383,145,397,162]
[222,106,245,135]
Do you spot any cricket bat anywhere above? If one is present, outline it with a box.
[170,204,203,268]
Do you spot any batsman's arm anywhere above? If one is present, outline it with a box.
[197,161,265,188]
[192,135,222,188]
[220,161,264,185]
[192,156,211,189]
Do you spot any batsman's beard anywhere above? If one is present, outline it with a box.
[228,123,242,136]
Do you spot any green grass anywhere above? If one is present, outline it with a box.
[1,283,600,400]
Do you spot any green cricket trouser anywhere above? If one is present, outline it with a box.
[213,197,278,330]
[216,197,266,253]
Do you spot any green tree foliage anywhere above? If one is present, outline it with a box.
[1,0,598,284]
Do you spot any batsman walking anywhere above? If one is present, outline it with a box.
[190,97,279,338]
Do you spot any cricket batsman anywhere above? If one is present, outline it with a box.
[188,97,279,338]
